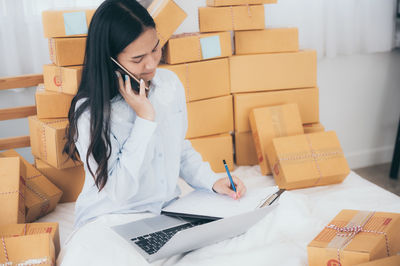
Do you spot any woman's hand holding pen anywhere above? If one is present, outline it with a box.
[212,175,246,200]
[116,72,155,121]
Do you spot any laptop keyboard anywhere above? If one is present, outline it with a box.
[130,219,210,255]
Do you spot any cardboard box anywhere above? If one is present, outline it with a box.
[0,150,63,222]
[235,28,298,55]
[186,95,233,138]
[233,87,319,133]
[35,158,84,203]
[207,0,277,6]
[199,5,265,33]
[268,131,349,189]
[303,123,325,134]
[48,37,86,66]
[0,234,55,266]
[230,50,317,93]
[42,9,95,38]
[28,116,78,169]
[148,0,187,47]
[159,58,230,102]
[35,87,74,119]
[234,131,258,166]
[189,133,233,173]
[308,210,400,266]
[164,32,232,64]
[354,255,400,266]
[0,157,25,225]
[249,104,304,175]
[43,64,82,95]
[0,222,60,256]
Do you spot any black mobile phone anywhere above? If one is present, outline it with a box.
[110,57,144,93]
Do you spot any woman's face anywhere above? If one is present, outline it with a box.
[117,27,162,82]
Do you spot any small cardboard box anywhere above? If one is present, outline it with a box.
[0,222,60,256]
[43,64,82,95]
[308,210,400,266]
[28,116,78,169]
[0,157,26,225]
[233,87,319,133]
[0,150,63,223]
[164,32,232,64]
[249,104,304,175]
[230,50,317,93]
[234,131,258,166]
[48,37,86,66]
[35,158,84,203]
[303,123,325,134]
[207,0,277,6]
[42,9,95,38]
[189,133,233,173]
[0,234,55,266]
[268,131,349,189]
[147,0,187,47]
[199,5,265,33]
[186,95,233,139]
[235,28,298,55]
[35,87,74,119]
[159,58,230,102]
[354,255,400,266]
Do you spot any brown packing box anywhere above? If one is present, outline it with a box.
[42,9,95,38]
[199,5,265,33]
[207,0,277,6]
[354,255,400,266]
[303,123,325,134]
[186,95,233,139]
[0,150,63,223]
[249,104,304,175]
[43,64,82,95]
[159,58,230,102]
[164,32,232,64]
[0,157,26,225]
[235,28,298,55]
[233,87,319,133]
[189,133,233,173]
[268,131,349,189]
[48,37,86,66]
[35,87,74,119]
[28,116,78,169]
[0,222,60,256]
[0,234,55,266]
[230,50,317,93]
[147,0,187,47]
[308,210,400,266]
[35,158,84,203]
[234,131,258,166]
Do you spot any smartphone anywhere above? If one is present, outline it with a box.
[110,57,148,93]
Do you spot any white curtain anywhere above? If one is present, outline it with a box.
[0,0,397,76]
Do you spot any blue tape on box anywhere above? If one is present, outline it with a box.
[63,11,88,36]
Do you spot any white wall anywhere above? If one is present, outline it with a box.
[1,0,399,169]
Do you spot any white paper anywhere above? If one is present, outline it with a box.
[163,186,279,218]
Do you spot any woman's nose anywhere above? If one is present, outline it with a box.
[144,53,158,70]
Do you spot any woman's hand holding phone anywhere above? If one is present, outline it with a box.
[116,71,155,121]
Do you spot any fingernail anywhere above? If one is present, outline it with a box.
[140,79,144,85]
[115,71,121,78]
[125,74,129,81]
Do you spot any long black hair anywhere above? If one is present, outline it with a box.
[64,0,156,191]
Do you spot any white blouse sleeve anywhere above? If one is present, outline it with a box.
[74,103,157,204]
[172,76,221,191]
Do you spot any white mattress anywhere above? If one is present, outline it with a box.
[37,166,400,265]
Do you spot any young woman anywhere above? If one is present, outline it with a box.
[61,0,246,264]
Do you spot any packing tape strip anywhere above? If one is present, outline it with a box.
[26,181,51,217]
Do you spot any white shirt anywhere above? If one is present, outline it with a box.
[74,68,220,228]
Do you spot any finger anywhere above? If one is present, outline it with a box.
[124,74,133,94]
[115,71,125,94]
[220,185,237,199]
[139,79,145,97]
[232,176,246,198]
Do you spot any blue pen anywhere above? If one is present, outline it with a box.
[222,160,237,198]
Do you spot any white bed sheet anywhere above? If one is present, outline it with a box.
[37,166,400,265]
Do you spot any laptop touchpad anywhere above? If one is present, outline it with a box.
[144,215,184,231]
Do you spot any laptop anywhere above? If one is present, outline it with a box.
[111,204,277,262]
